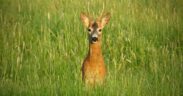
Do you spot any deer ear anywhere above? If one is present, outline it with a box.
[100,12,111,28]
[80,12,90,27]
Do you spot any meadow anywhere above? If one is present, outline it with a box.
[0,0,183,95]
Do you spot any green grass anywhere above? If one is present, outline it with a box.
[0,0,183,95]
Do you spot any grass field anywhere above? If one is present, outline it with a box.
[0,0,183,95]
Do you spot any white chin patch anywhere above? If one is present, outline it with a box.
[92,41,97,43]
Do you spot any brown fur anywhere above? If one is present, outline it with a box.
[80,12,111,86]
[82,40,106,85]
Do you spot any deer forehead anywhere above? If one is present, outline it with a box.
[89,21,102,29]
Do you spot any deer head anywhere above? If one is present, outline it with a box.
[80,12,111,44]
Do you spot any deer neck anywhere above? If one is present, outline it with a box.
[88,42,103,58]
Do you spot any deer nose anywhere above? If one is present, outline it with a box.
[92,37,98,42]
[91,33,98,42]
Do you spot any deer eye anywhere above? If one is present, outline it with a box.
[88,28,91,31]
[98,29,102,32]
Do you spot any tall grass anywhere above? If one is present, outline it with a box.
[0,0,182,95]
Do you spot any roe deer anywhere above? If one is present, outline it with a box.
[80,12,111,86]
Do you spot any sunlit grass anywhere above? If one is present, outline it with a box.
[0,0,182,95]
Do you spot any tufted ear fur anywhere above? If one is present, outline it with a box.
[80,12,90,27]
[98,12,111,28]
